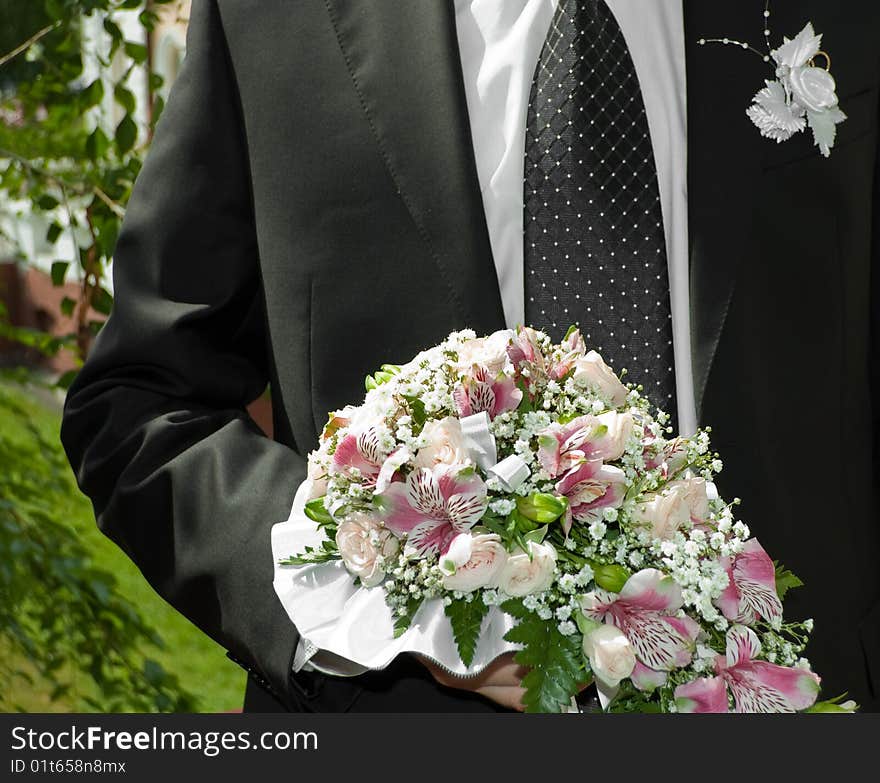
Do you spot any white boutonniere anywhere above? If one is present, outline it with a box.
[699,5,846,157]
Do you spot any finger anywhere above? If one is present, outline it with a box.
[477,685,526,712]
[478,653,527,684]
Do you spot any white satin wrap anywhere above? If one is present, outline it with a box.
[271,477,521,677]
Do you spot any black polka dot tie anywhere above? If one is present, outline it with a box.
[523,0,677,420]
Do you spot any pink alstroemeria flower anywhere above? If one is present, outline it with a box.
[376,464,489,557]
[674,625,820,713]
[643,436,689,478]
[537,416,596,478]
[582,569,700,680]
[330,427,389,487]
[548,328,587,380]
[716,539,783,625]
[453,365,522,420]
[538,411,633,479]
[506,326,546,382]
[556,459,627,534]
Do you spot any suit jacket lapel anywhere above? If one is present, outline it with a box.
[324,0,771,415]
[684,1,767,421]
[322,0,506,335]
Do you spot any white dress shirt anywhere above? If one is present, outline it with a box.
[294,0,696,677]
[454,0,697,435]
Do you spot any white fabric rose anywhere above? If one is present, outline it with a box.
[498,540,557,597]
[335,513,399,587]
[582,624,636,687]
[413,417,470,470]
[789,66,838,112]
[441,533,508,592]
[572,351,628,407]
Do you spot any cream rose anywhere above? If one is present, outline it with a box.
[632,488,690,541]
[335,513,399,587]
[441,533,508,592]
[572,351,628,407]
[633,478,710,540]
[665,478,711,524]
[306,453,329,500]
[413,417,470,470]
[498,540,557,597]
[454,329,514,375]
[591,410,634,461]
[582,624,636,687]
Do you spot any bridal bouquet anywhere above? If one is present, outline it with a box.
[281,326,852,713]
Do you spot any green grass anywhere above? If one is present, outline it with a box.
[0,378,246,713]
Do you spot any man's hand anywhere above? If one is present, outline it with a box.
[415,652,528,711]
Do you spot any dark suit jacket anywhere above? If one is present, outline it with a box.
[60,0,880,712]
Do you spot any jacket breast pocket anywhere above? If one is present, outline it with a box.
[760,85,877,172]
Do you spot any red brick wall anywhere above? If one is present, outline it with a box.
[0,260,274,437]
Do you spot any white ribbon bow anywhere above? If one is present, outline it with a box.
[459,412,531,492]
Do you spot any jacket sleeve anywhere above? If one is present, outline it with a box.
[59,0,304,707]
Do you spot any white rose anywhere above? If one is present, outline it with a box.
[413,417,470,470]
[582,624,636,687]
[442,533,508,592]
[591,410,634,461]
[572,351,628,407]
[498,540,557,597]
[666,478,711,523]
[632,488,690,541]
[789,66,838,112]
[455,329,514,374]
[335,513,399,587]
[306,452,329,500]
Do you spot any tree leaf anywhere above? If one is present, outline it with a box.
[46,223,63,245]
[83,78,104,108]
[50,261,68,286]
[123,41,148,64]
[85,127,110,160]
[54,369,79,390]
[113,83,136,114]
[90,287,114,316]
[36,194,59,210]
[502,598,586,713]
[444,594,489,667]
[115,114,137,154]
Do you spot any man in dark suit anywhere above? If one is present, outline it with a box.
[60,0,880,712]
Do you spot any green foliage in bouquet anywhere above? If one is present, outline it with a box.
[284,327,853,714]
[502,598,585,714]
[444,595,490,668]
